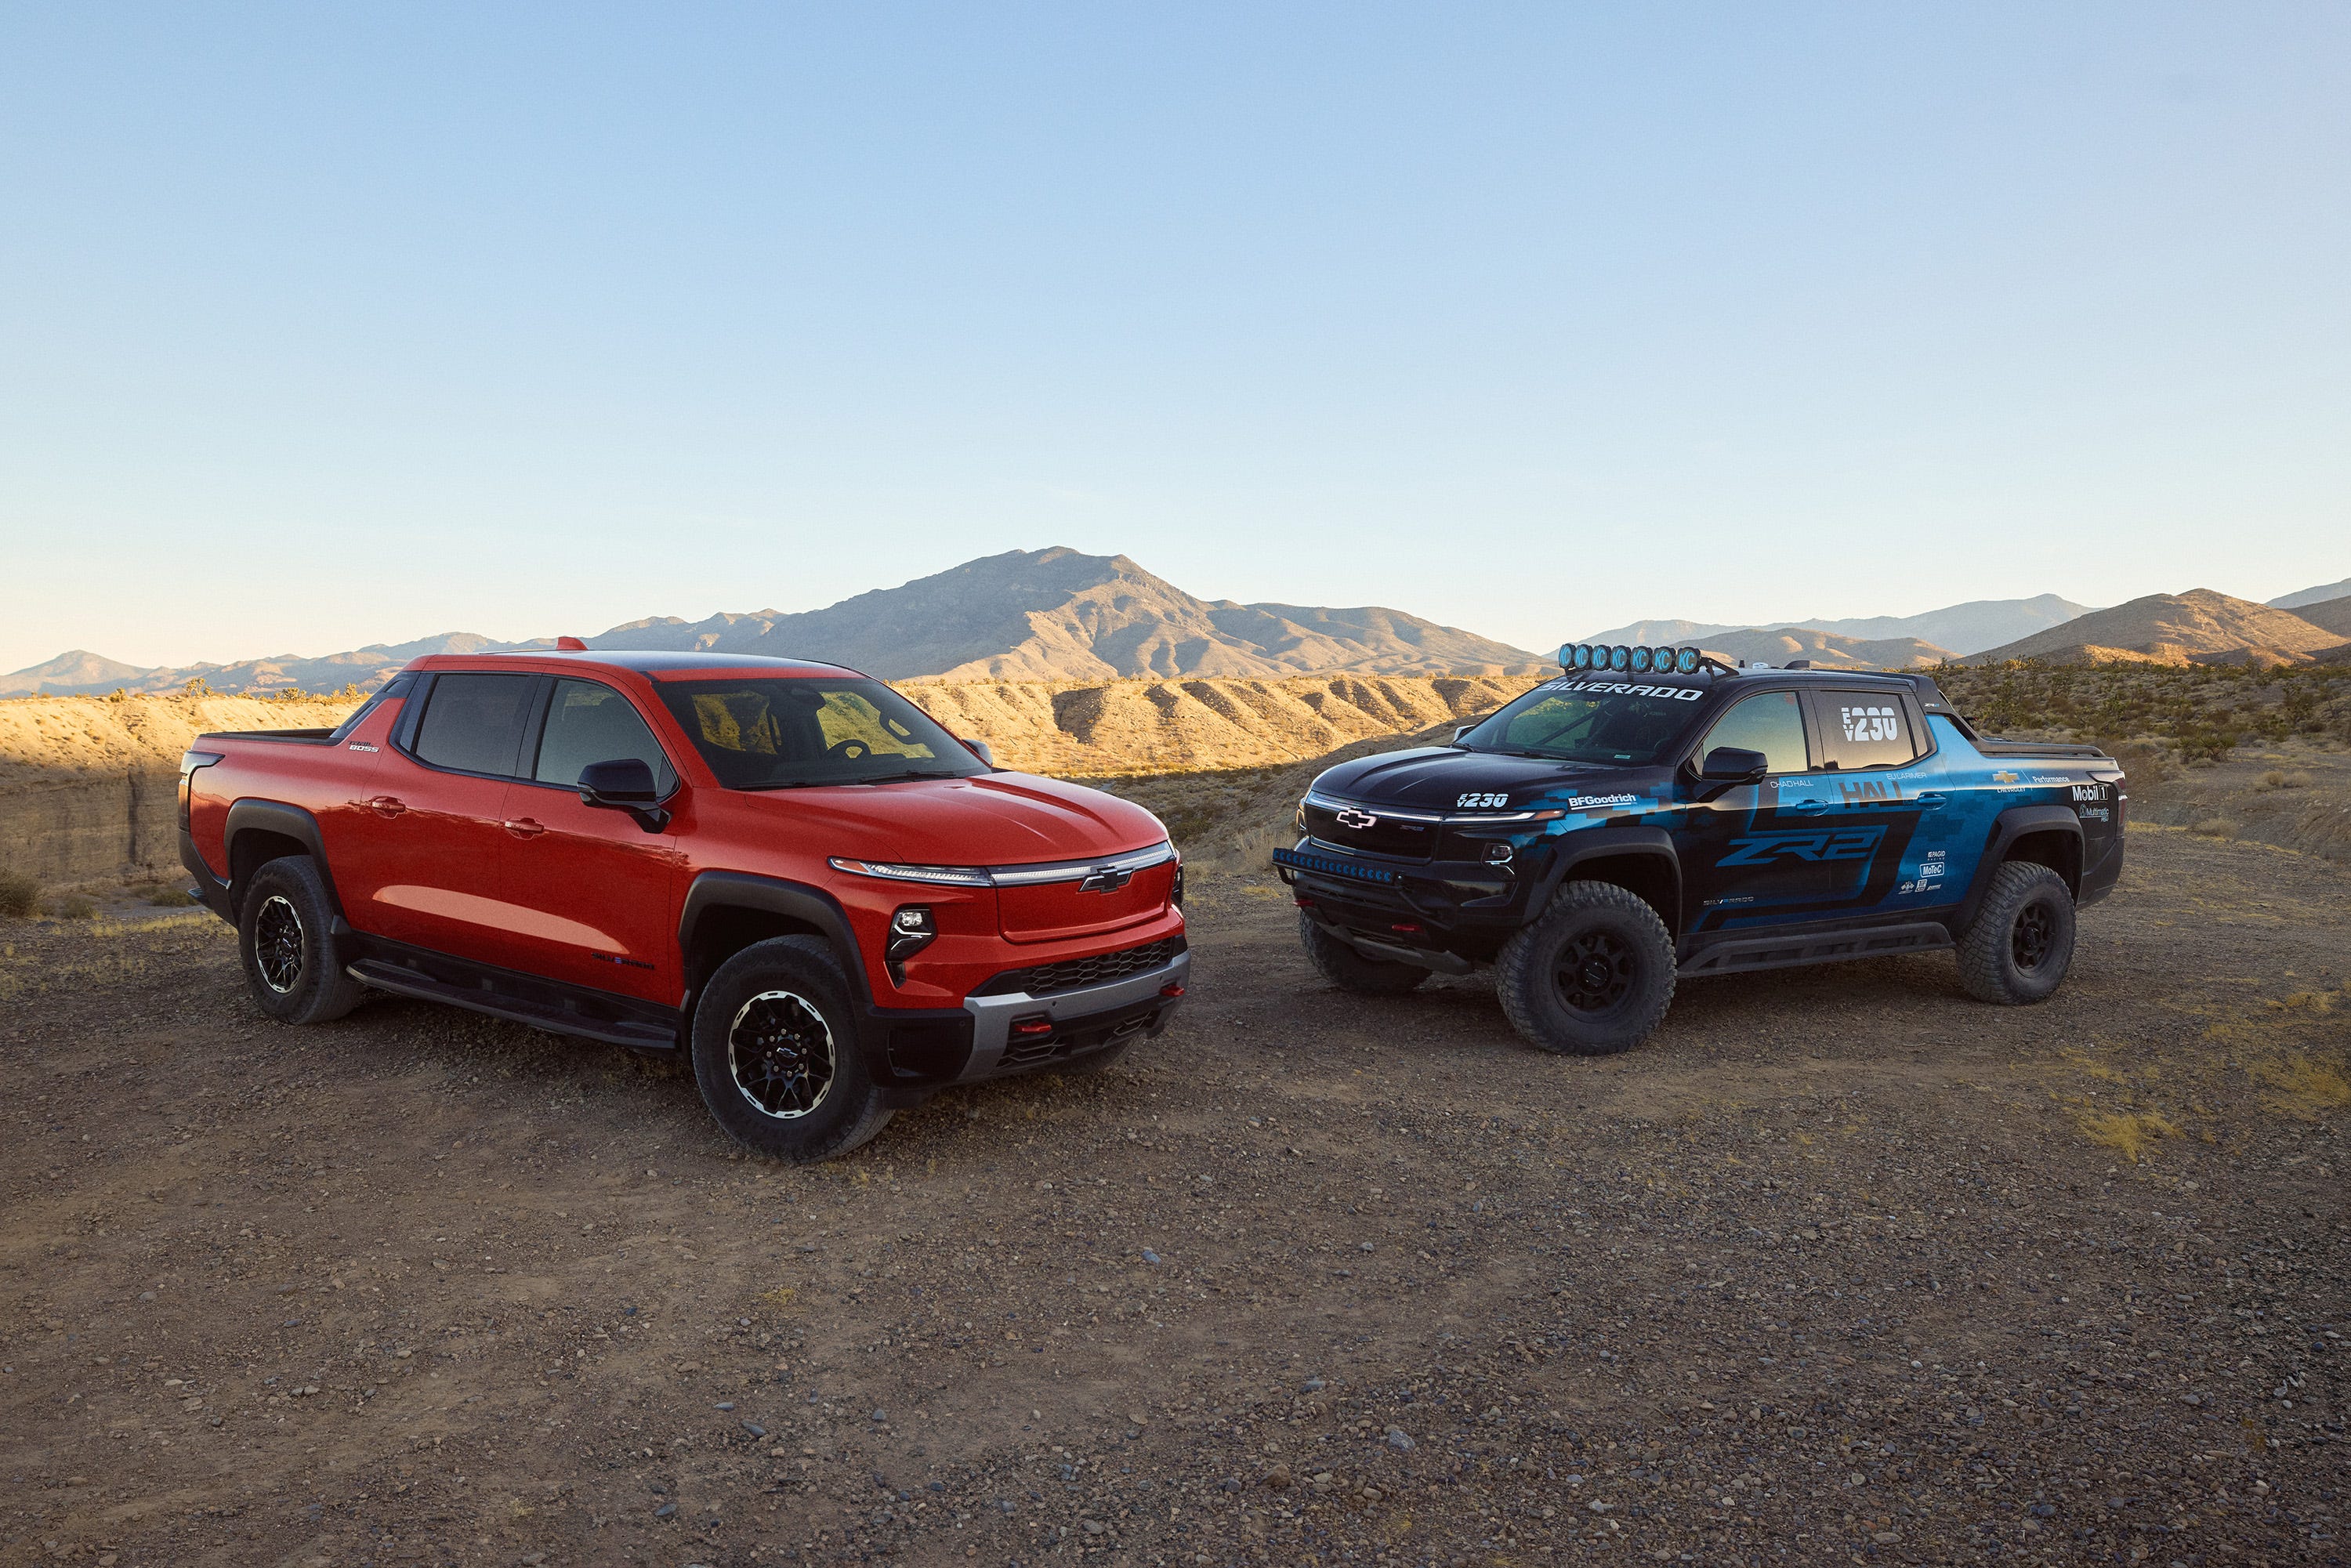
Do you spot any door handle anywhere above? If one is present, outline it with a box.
[502,817,546,838]
[1786,798,1829,814]
[1916,792,1948,810]
[364,795,407,819]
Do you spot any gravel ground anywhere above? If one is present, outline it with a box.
[0,824,2343,1566]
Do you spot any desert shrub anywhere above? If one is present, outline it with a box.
[2190,817,2238,838]
[43,893,96,920]
[0,871,38,919]
[182,676,215,697]
[132,881,197,907]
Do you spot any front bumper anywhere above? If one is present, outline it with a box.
[959,948,1190,1079]
[1273,840,1530,963]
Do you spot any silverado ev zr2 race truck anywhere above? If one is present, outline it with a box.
[1273,645,2122,1055]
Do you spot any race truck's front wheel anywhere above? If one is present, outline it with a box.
[1957,860,2077,1005]
[1299,913,1429,994]
[1495,880,1676,1056]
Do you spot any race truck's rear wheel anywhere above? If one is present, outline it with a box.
[236,856,366,1025]
[1957,860,2077,1005]
[1495,880,1676,1056]
[1299,913,1429,994]
[690,936,893,1163]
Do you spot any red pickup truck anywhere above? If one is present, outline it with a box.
[178,650,1187,1161]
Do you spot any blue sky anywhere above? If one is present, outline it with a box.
[2,3,2345,672]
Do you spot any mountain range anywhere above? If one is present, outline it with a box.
[0,549,1548,697]
[7,554,2346,696]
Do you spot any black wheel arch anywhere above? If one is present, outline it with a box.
[1527,825,1683,939]
[1954,805,2084,932]
[222,800,346,924]
[677,871,871,1018]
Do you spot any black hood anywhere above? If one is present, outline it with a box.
[1310,745,1617,812]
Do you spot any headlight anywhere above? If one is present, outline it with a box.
[827,858,993,886]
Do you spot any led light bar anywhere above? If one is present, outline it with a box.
[1552,643,1717,677]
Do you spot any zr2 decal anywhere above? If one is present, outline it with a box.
[1717,827,1886,867]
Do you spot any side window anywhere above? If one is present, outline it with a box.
[1819,692,1918,770]
[410,673,537,777]
[534,679,677,794]
[1698,691,1809,775]
[328,672,414,743]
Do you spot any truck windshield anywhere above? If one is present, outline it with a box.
[1458,679,1706,766]
[654,678,988,790]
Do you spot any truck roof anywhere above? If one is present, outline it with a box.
[411,650,862,681]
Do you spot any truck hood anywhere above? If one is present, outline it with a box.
[747,770,1168,867]
[1310,746,1620,813]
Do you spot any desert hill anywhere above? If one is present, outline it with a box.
[2284,594,2351,640]
[588,549,1544,680]
[1581,594,2092,659]
[1965,589,2344,667]
[1695,627,1952,670]
[1,675,1541,882]
[2,549,1542,697]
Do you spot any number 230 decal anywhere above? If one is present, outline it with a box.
[1456,791,1511,809]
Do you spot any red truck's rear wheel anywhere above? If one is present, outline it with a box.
[690,936,892,1162]
[236,856,366,1025]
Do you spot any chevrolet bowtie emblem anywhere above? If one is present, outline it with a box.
[1077,867,1134,894]
[1334,807,1378,830]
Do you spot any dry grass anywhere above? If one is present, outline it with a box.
[2249,1052,2351,1117]
[2189,817,2238,838]
[2075,1108,2182,1163]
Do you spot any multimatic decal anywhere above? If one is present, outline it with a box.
[1717,827,1887,867]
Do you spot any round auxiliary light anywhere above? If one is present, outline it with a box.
[1609,645,1631,672]
[1570,643,1591,669]
[1629,646,1653,673]
[1654,646,1678,672]
[1675,646,1701,675]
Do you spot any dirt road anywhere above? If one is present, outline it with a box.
[1,827,2343,1566]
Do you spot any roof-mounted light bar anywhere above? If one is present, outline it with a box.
[1552,643,1738,677]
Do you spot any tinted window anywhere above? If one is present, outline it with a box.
[410,674,536,776]
[1462,679,1704,766]
[535,679,676,794]
[1820,692,1918,770]
[655,678,987,790]
[1699,691,1809,775]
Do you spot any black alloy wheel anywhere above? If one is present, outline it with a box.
[252,894,304,994]
[726,990,836,1120]
[2011,900,2056,973]
[1554,929,1636,1015]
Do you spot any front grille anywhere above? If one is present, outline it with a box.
[977,936,1186,998]
[1299,798,1437,862]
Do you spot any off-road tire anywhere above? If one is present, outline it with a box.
[236,856,366,1024]
[1495,880,1676,1056]
[690,936,892,1163]
[1957,860,2076,1005]
[1299,913,1429,995]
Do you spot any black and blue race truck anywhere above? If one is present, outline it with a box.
[1273,643,2124,1054]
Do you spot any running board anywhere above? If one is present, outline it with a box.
[346,959,680,1050]
[1678,922,1953,977]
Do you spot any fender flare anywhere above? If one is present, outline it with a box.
[222,799,345,922]
[1952,804,2084,932]
[1528,824,1683,932]
[676,870,872,1011]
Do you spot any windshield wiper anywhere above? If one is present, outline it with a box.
[853,770,966,785]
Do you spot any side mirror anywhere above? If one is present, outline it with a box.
[1700,746,1770,783]
[959,737,995,767]
[578,757,670,832]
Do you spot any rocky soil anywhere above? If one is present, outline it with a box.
[0,831,2345,1567]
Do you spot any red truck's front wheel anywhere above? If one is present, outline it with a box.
[690,936,893,1162]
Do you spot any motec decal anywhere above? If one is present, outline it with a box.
[1717,826,1887,867]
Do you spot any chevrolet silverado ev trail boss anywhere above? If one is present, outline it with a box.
[1274,643,2122,1055]
[179,650,1187,1161]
